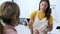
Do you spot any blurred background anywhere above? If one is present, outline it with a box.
[0,0,60,34]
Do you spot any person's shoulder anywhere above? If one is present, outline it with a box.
[32,10,39,14]
[30,10,39,16]
[48,14,53,20]
[33,10,38,12]
[50,14,53,19]
[29,10,38,21]
[4,28,17,34]
[3,25,17,34]
[48,14,53,25]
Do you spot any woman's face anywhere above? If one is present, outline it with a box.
[40,1,48,12]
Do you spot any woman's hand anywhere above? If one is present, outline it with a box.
[27,19,33,29]
[43,27,48,32]
[27,19,33,34]
[33,28,39,34]
[43,24,53,32]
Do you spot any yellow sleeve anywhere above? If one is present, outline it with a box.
[29,10,37,22]
[48,15,53,25]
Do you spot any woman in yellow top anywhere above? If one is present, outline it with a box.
[29,0,53,34]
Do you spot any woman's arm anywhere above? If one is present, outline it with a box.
[46,24,53,32]
[44,15,53,32]
[28,10,37,34]
[27,20,33,34]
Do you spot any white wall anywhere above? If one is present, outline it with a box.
[14,0,40,18]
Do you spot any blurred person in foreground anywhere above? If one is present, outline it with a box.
[0,1,20,34]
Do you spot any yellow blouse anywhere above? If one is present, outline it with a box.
[29,10,53,25]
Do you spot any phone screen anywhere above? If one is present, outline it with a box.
[18,18,30,24]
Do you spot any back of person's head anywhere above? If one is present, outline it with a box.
[0,1,20,25]
[0,1,20,34]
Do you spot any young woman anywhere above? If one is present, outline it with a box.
[29,0,53,34]
[0,1,20,34]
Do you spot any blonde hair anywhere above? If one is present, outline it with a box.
[0,1,20,34]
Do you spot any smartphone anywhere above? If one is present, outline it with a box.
[56,26,60,29]
[26,18,30,23]
[18,18,30,24]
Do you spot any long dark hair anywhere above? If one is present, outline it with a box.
[39,0,51,20]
